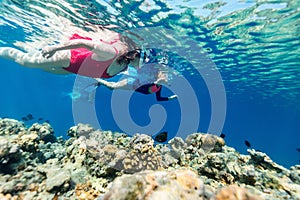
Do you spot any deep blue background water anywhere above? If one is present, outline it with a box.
[1,57,299,168]
[0,0,299,168]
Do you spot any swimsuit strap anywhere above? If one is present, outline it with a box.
[99,33,120,45]
[112,46,119,59]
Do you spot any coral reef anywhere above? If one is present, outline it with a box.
[0,118,299,200]
[100,169,206,200]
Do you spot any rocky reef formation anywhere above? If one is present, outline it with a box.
[0,118,299,200]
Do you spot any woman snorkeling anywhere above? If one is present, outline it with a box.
[0,28,142,78]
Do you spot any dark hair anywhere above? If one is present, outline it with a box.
[116,49,142,65]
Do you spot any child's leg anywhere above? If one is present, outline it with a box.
[0,47,70,69]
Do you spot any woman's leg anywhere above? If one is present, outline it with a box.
[0,47,70,69]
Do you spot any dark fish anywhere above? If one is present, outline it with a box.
[21,117,28,121]
[296,148,300,152]
[245,140,251,148]
[27,114,34,120]
[38,117,43,121]
[44,120,50,123]
[220,133,226,139]
[153,132,168,143]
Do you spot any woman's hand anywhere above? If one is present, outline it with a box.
[42,46,57,59]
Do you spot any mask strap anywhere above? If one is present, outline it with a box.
[139,49,145,68]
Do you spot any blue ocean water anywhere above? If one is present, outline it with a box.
[0,0,299,168]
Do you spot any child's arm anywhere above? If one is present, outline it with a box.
[94,78,132,90]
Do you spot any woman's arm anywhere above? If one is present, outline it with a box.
[42,39,115,59]
[94,78,132,90]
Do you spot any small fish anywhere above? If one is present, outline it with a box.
[153,132,168,143]
[21,117,28,121]
[296,148,300,152]
[38,117,43,121]
[220,133,226,139]
[27,114,34,120]
[44,120,50,123]
[245,140,251,148]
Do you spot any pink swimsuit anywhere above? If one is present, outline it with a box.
[64,34,121,78]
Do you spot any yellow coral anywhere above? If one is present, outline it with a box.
[173,170,203,191]
[75,181,100,200]
[123,148,164,173]
[214,185,261,200]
